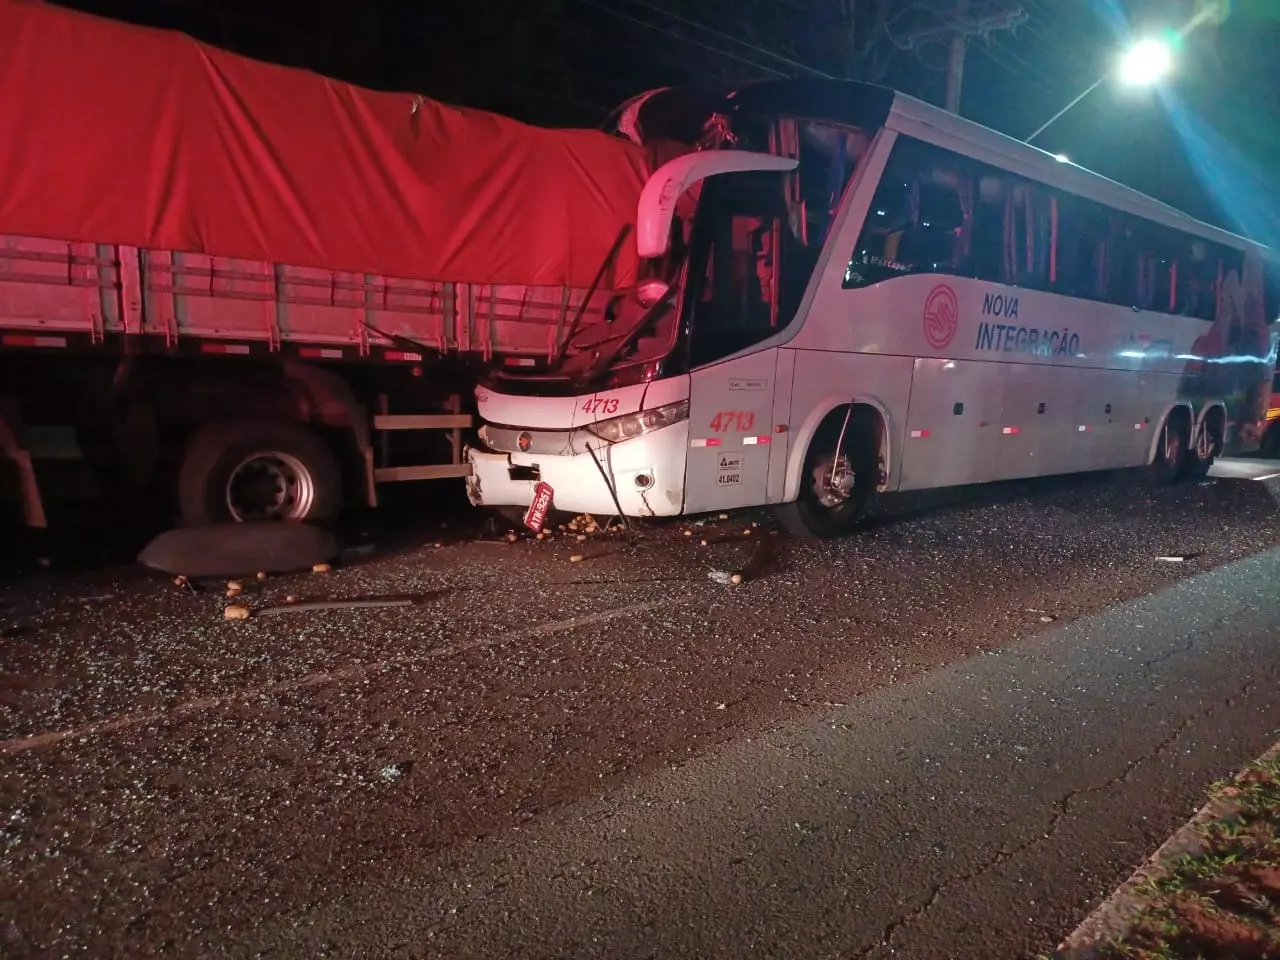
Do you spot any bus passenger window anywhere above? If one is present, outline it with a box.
[842,139,967,289]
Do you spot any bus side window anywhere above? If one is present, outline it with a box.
[1053,198,1109,301]
[842,139,966,289]
[1265,259,1280,326]
[1003,182,1056,290]
[1180,240,1218,320]
[1105,215,1140,307]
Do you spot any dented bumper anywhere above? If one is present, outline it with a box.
[464,422,689,518]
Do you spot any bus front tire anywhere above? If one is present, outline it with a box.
[778,414,879,539]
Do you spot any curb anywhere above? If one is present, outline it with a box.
[1053,738,1280,959]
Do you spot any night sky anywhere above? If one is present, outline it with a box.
[56,0,1280,245]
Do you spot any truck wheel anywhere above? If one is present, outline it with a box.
[777,412,879,539]
[178,420,343,526]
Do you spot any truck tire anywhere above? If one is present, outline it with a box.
[178,420,343,526]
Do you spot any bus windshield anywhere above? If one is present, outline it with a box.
[549,118,873,388]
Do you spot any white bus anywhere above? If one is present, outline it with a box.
[465,80,1280,537]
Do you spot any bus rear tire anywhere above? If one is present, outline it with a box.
[1148,411,1190,487]
[1183,412,1224,482]
[778,411,879,539]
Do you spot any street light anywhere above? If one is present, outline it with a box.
[1118,38,1174,86]
[1025,38,1174,145]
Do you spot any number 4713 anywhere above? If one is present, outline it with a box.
[709,411,755,432]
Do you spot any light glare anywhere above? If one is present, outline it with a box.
[1118,38,1173,86]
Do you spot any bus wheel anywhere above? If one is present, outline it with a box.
[1148,412,1189,487]
[778,412,879,539]
[1184,413,1224,482]
[178,420,344,526]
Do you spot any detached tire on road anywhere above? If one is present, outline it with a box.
[177,420,343,526]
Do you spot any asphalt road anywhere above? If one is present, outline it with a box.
[3,466,1280,959]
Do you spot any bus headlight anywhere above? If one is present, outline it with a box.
[586,400,689,444]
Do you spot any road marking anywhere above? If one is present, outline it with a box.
[0,595,693,757]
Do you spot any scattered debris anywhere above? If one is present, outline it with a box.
[285,595,299,604]
[569,554,584,563]
[1155,555,1185,563]
[708,570,744,586]
[255,571,268,581]
[378,764,405,783]
[1040,615,1055,623]
[312,562,332,573]
[223,604,251,621]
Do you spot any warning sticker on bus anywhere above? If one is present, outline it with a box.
[716,454,743,487]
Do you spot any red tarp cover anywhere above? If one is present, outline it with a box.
[0,0,651,289]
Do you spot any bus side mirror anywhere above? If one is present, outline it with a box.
[636,151,799,259]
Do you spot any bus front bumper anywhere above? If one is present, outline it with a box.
[464,425,688,518]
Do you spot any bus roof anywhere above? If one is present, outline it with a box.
[882,86,1275,261]
[641,79,1274,263]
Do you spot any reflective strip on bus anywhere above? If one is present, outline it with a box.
[298,347,345,359]
[690,438,723,448]
[742,436,772,445]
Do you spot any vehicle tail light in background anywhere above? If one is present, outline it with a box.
[586,400,689,444]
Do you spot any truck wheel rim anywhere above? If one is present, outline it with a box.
[225,451,316,521]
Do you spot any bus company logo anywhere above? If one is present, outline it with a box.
[922,284,959,350]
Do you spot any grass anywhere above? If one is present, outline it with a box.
[1087,751,1280,960]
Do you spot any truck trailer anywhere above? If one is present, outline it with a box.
[0,0,659,529]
